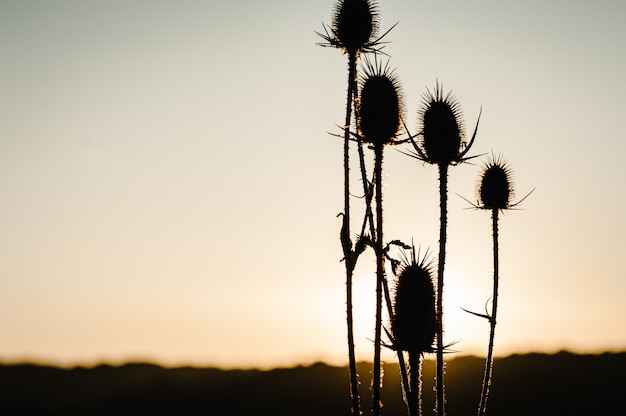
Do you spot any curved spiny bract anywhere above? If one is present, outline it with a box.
[478,154,514,211]
[358,60,404,148]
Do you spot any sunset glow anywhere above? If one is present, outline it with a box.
[1,0,625,369]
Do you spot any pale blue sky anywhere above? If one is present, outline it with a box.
[1,0,625,368]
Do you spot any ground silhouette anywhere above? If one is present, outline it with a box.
[1,351,624,415]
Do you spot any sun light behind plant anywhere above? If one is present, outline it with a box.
[331,262,491,360]
[350,264,378,352]
[344,264,402,362]
[341,264,489,359]
[440,266,487,356]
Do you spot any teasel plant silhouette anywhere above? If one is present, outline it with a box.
[356,55,407,416]
[402,81,482,416]
[458,153,534,416]
[389,245,437,416]
[317,2,387,414]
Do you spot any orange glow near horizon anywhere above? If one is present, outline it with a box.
[1,0,625,370]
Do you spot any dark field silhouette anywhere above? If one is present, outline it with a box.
[1,351,624,415]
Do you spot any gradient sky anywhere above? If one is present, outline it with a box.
[1,0,625,369]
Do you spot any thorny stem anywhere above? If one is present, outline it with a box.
[346,261,360,416]
[478,209,500,416]
[398,352,412,416]
[407,351,422,416]
[343,51,361,416]
[436,163,448,416]
[372,145,385,416]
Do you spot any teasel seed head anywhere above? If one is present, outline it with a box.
[358,58,404,148]
[415,81,469,165]
[330,0,379,55]
[478,154,515,210]
[391,253,437,354]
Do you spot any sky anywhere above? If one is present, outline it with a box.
[1,0,625,369]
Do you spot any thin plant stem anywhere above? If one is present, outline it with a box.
[372,145,385,416]
[342,51,361,416]
[435,163,448,416]
[478,208,500,416]
[397,351,413,416]
[346,265,360,416]
[407,351,423,416]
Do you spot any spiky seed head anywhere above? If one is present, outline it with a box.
[332,0,378,54]
[358,61,403,148]
[392,260,437,354]
[418,82,465,165]
[478,155,514,210]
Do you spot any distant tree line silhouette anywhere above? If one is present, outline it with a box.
[1,352,623,415]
